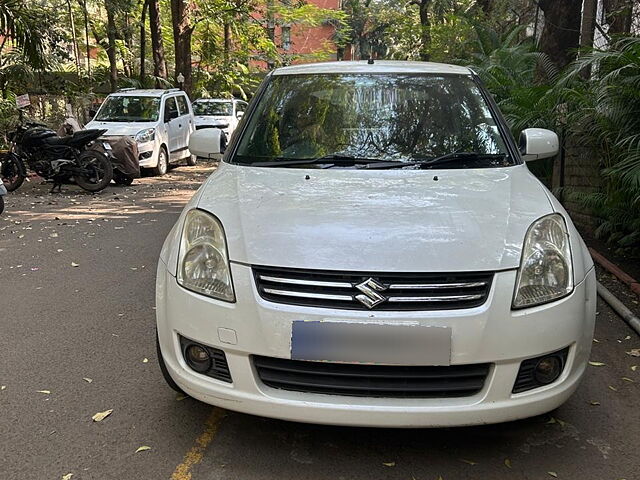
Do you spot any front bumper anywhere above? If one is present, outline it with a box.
[156,262,596,427]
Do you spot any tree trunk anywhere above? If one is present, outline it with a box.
[140,0,148,83]
[149,0,167,83]
[105,0,118,91]
[80,0,91,75]
[538,0,582,70]
[67,0,81,74]
[223,20,231,64]
[418,0,432,62]
[603,0,634,35]
[170,0,195,95]
[580,0,598,48]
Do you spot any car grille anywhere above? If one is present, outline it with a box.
[253,356,491,398]
[253,266,493,311]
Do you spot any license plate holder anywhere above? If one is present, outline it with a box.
[291,321,451,365]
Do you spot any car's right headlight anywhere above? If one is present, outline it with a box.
[512,214,573,309]
[135,128,155,143]
[177,209,235,302]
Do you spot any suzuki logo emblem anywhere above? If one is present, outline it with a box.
[354,278,388,309]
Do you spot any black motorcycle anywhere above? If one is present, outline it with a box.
[1,120,113,193]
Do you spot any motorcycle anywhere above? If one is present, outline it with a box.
[0,176,6,214]
[0,119,113,193]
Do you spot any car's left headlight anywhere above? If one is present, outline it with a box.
[513,214,573,309]
[135,128,155,143]
[177,209,235,302]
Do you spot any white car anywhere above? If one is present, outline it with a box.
[156,61,596,427]
[86,88,195,176]
[192,98,248,151]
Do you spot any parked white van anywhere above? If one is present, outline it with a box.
[156,61,596,427]
[86,88,195,176]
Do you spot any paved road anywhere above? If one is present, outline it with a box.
[1,166,639,480]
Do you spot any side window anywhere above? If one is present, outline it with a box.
[176,95,190,117]
[236,101,247,119]
[164,97,179,122]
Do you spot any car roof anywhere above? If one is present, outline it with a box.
[109,89,186,97]
[273,60,472,76]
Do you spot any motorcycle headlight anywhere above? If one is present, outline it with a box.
[513,214,573,309]
[177,209,235,302]
[135,128,155,143]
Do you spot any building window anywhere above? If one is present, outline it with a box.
[282,25,291,51]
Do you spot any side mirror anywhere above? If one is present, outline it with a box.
[519,128,559,161]
[189,128,222,158]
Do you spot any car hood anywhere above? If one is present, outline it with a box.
[196,163,553,272]
[194,115,231,125]
[84,121,157,137]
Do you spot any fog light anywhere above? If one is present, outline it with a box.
[186,344,211,373]
[534,355,562,384]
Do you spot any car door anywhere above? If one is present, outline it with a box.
[163,96,180,156]
[175,95,193,156]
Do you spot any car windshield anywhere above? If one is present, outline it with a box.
[193,101,233,116]
[95,96,160,122]
[233,74,511,167]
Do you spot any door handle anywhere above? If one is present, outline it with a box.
[179,124,183,128]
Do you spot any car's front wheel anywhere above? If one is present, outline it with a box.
[156,333,185,394]
[150,146,168,176]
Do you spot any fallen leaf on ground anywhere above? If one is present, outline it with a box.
[504,458,512,469]
[142,358,149,363]
[622,377,634,382]
[83,378,92,383]
[631,366,638,372]
[135,446,151,453]
[37,390,51,394]
[460,459,477,465]
[92,409,113,422]
[382,462,395,467]
[608,385,618,391]
[592,338,599,343]
[62,474,73,480]
[627,349,640,357]
[176,394,188,401]
[547,417,566,427]
[589,361,606,367]
[590,401,601,406]
[71,262,79,267]
[548,472,558,478]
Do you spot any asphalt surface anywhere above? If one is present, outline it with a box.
[1,164,639,480]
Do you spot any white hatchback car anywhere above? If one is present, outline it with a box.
[192,98,248,150]
[156,61,596,427]
[86,88,195,176]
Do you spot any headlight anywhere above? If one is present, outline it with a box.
[177,209,235,302]
[135,128,155,143]
[513,214,573,309]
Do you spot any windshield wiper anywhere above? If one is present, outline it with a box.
[362,152,508,170]
[242,154,393,168]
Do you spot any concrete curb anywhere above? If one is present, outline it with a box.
[597,282,640,336]
[589,247,640,297]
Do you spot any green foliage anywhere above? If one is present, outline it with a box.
[560,37,640,252]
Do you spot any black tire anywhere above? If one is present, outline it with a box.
[0,153,26,192]
[156,334,185,394]
[151,146,168,176]
[186,154,197,166]
[113,171,135,186]
[0,196,4,215]
[75,150,113,192]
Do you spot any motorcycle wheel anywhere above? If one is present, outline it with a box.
[75,150,113,192]
[0,153,26,192]
[113,171,135,186]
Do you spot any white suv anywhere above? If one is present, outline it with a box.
[86,88,195,176]
[156,61,596,427]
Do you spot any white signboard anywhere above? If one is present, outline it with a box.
[16,94,30,109]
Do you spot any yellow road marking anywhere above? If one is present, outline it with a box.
[171,408,225,480]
